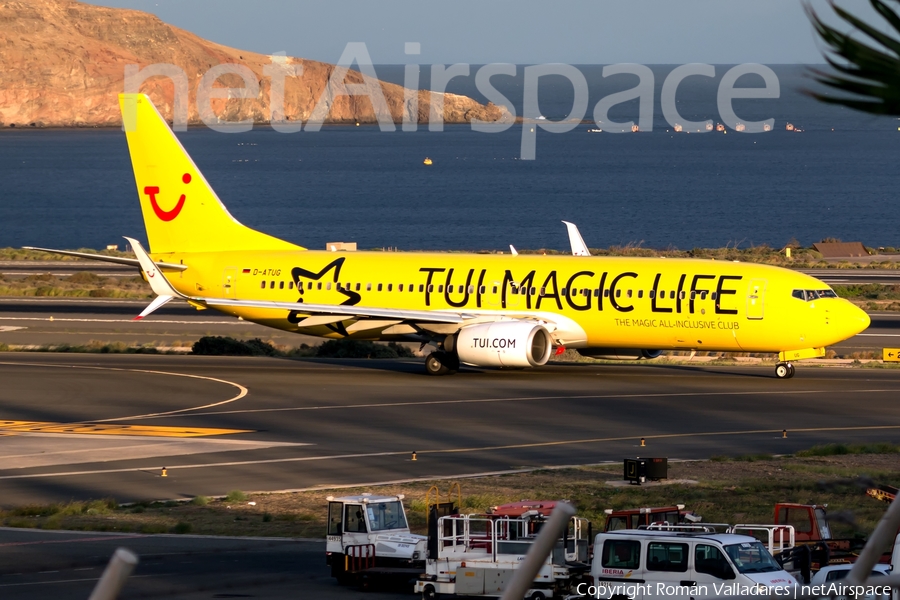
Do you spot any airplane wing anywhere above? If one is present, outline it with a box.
[201,297,468,324]
[23,246,188,272]
[562,221,591,256]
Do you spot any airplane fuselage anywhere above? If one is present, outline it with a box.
[153,249,867,354]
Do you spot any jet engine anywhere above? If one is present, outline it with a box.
[577,348,663,360]
[454,321,553,368]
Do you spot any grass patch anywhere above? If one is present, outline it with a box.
[191,336,414,359]
[225,490,247,502]
[796,443,900,457]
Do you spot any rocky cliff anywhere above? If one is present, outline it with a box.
[0,0,506,127]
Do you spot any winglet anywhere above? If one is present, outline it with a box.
[125,236,184,319]
[509,244,519,256]
[562,221,591,256]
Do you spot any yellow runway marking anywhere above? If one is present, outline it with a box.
[0,420,251,438]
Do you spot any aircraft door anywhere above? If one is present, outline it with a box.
[746,279,766,320]
[223,267,237,297]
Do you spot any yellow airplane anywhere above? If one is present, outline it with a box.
[27,94,870,378]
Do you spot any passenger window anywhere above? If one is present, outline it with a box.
[627,290,633,298]
[399,284,404,292]
[480,286,486,294]
[615,289,621,298]
[592,289,599,297]
[669,291,675,299]
[678,291,685,300]
[649,290,656,299]
[604,290,610,298]
[279,281,284,290]
[388,284,392,292]
[428,285,434,293]
[710,292,717,300]
[326,282,331,290]
[695,544,734,580]
[288,282,294,290]
[377,283,383,292]
[468,285,475,294]
[355,283,361,291]
[317,282,322,290]
[438,285,444,293]
[561,288,568,296]
[260,281,265,289]
[269,281,275,289]
[638,290,644,299]
[460,285,466,294]
[366,283,372,291]
[531,287,537,296]
[418,285,424,292]
[647,542,688,572]
[492,286,498,294]
[601,540,640,570]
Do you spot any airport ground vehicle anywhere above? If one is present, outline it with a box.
[809,564,891,600]
[26,93,872,379]
[415,507,591,599]
[603,505,700,531]
[587,529,796,600]
[326,493,426,585]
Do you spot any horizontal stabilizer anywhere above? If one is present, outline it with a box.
[22,246,187,271]
[133,295,174,320]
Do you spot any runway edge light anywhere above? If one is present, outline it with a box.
[883,348,900,362]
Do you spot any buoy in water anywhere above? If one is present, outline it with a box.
[423,157,433,165]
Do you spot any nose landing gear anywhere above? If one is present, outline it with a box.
[775,362,795,379]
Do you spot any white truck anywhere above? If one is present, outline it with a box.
[414,507,591,600]
[583,529,797,600]
[326,493,427,585]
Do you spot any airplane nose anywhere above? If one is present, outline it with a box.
[843,301,871,338]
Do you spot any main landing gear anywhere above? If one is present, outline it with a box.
[425,352,459,376]
[775,362,795,379]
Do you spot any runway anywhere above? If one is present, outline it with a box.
[1,353,900,507]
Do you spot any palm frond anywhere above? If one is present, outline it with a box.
[807,0,900,115]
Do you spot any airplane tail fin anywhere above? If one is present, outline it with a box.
[118,93,303,255]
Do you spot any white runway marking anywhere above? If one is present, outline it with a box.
[856,333,900,337]
[168,388,900,419]
[0,326,26,332]
[0,361,249,421]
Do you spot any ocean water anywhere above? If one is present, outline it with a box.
[1,65,898,252]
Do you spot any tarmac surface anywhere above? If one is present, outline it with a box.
[2,353,900,508]
[0,528,374,600]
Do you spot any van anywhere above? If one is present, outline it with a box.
[580,530,796,600]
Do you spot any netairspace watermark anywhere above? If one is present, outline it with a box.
[125,42,780,160]
[574,582,894,599]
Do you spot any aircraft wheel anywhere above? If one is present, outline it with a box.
[425,352,451,376]
[775,363,792,379]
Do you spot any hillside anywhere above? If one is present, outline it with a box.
[0,0,506,127]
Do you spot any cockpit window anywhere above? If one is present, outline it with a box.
[792,289,837,302]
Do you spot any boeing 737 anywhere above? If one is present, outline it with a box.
[27,94,870,378]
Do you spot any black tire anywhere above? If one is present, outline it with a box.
[527,593,545,600]
[787,363,795,378]
[422,583,437,600]
[775,363,790,379]
[425,352,450,376]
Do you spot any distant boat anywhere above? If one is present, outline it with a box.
[631,124,640,133]
[705,122,713,132]
[786,123,795,131]
[423,157,433,166]
[735,123,746,132]
[763,123,772,132]
[716,123,725,132]
[673,123,683,133]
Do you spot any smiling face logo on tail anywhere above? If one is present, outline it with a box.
[143,173,191,221]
